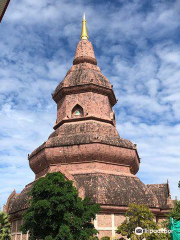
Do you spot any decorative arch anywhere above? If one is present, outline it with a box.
[72,104,84,118]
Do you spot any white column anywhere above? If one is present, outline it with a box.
[111,214,116,238]
[94,214,98,237]
[26,231,29,240]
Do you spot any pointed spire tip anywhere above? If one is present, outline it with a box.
[83,12,86,21]
[81,13,89,40]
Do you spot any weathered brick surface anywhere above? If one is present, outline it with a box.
[97,214,112,227]
[73,173,159,207]
[29,142,139,176]
[98,230,112,239]
[53,52,113,99]
[8,184,32,214]
[50,121,121,141]
[52,40,114,105]
[57,97,66,122]
[57,92,112,123]
[58,162,132,175]
[73,40,97,65]
[147,184,173,208]
[8,172,172,216]
[29,119,139,175]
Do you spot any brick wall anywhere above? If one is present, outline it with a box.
[95,213,125,239]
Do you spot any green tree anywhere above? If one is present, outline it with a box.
[169,182,180,221]
[161,199,180,240]
[21,172,100,240]
[161,182,180,239]
[169,200,180,220]
[116,204,168,240]
[0,210,11,240]
[90,237,99,240]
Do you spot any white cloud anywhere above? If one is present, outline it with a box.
[0,0,180,209]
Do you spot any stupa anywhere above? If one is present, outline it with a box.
[5,14,173,239]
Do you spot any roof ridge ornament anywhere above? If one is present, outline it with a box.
[81,13,89,40]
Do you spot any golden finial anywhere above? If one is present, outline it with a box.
[81,13,89,40]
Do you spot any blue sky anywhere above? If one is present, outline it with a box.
[0,0,180,209]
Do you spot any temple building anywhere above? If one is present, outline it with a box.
[5,15,173,239]
[0,0,10,23]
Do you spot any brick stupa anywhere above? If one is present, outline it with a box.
[5,15,173,239]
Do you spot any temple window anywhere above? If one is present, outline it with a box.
[72,104,84,118]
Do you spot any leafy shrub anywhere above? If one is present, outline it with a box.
[0,211,11,240]
[21,172,100,240]
[101,237,110,240]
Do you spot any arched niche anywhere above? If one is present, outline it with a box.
[72,104,84,118]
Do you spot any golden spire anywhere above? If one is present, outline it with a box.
[81,13,89,40]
